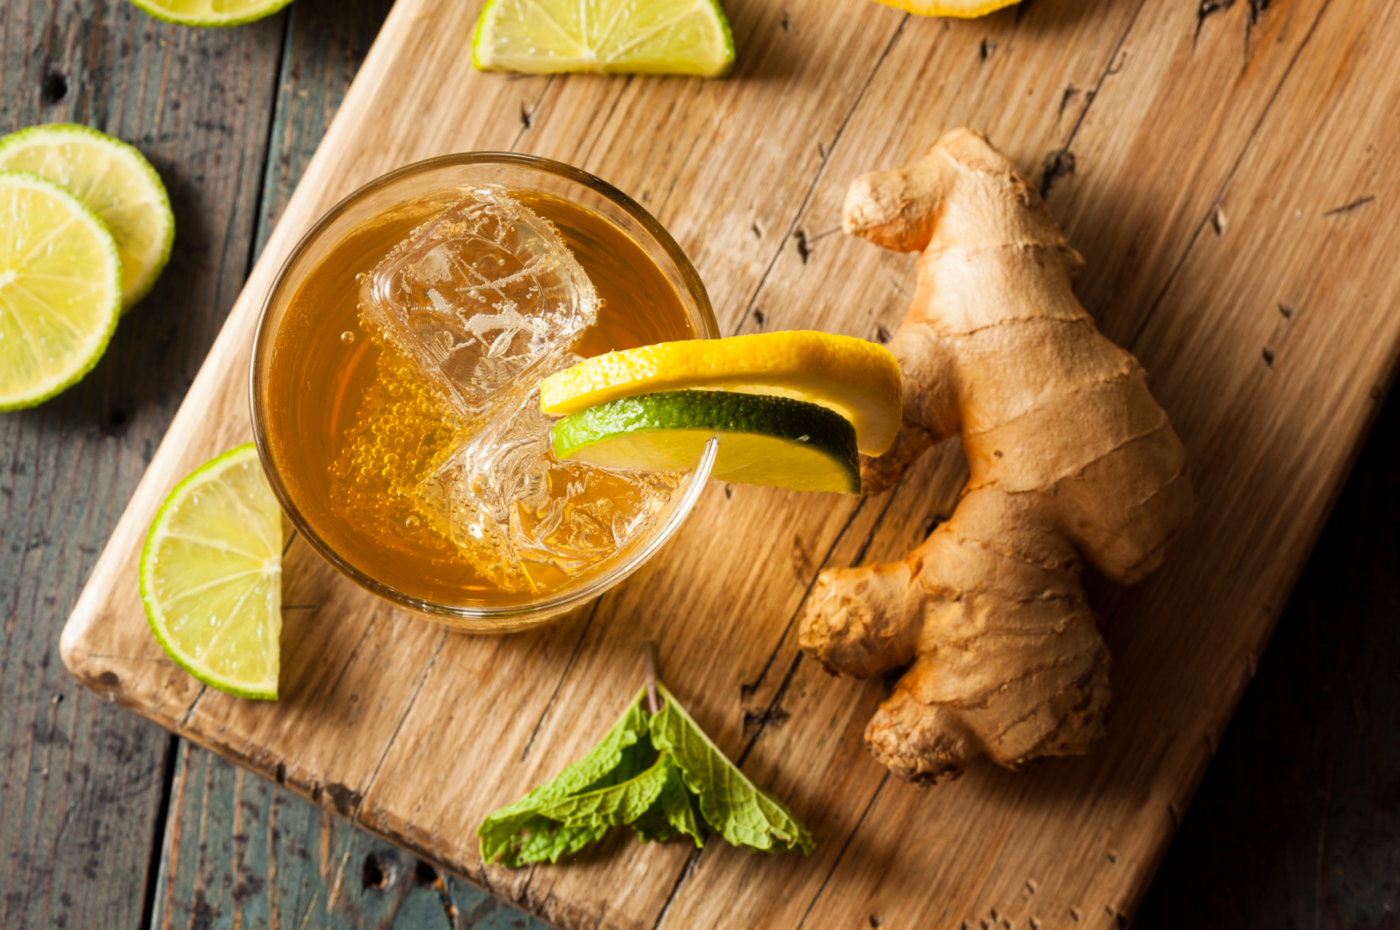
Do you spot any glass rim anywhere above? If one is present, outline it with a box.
[249,151,720,624]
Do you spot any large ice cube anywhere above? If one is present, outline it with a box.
[360,186,598,420]
[352,187,684,594]
[422,373,683,593]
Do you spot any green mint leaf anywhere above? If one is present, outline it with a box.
[508,815,609,867]
[479,689,652,867]
[628,806,676,844]
[630,755,703,847]
[535,751,673,827]
[651,684,815,855]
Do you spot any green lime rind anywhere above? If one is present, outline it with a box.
[140,443,282,701]
[473,0,736,77]
[552,390,861,494]
[124,0,296,27]
[0,123,175,311]
[0,171,122,412]
[470,0,498,71]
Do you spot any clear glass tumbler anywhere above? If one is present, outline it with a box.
[250,154,718,632]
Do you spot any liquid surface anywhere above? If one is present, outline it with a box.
[263,190,698,606]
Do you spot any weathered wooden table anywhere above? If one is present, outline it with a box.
[3,0,1398,927]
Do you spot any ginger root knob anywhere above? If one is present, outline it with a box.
[799,129,1193,784]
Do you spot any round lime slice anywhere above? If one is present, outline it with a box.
[0,171,121,412]
[140,444,284,700]
[0,124,174,311]
[473,0,735,76]
[125,0,295,27]
[552,391,861,494]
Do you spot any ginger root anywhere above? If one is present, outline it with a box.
[799,129,1193,784]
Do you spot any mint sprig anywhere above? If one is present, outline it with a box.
[478,681,813,867]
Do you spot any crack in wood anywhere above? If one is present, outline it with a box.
[511,76,555,152]
[1059,85,1080,117]
[351,631,450,822]
[793,229,812,264]
[790,773,892,930]
[1129,0,1337,352]
[731,14,912,336]
[1324,194,1375,216]
[651,843,705,930]
[519,601,602,762]
[1040,149,1077,198]
[1196,0,1235,43]
[731,497,873,710]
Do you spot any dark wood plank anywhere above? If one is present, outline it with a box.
[152,742,539,930]
[0,2,286,928]
[145,2,550,926]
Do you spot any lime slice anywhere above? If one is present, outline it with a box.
[473,0,735,76]
[553,391,861,494]
[0,172,121,412]
[0,124,174,312]
[870,0,1019,16]
[140,444,283,700]
[124,0,295,26]
[540,332,902,456]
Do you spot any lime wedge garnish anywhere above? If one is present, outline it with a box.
[140,444,283,700]
[540,332,902,456]
[0,171,121,412]
[870,0,1019,15]
[473,0,735,76]
[553,391,861,494]
[124,0,295,26]
[0,124,174,311]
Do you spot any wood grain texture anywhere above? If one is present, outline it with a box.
[54,0,1400,928]
[1,2,286,928]
[1136,354,1400,930]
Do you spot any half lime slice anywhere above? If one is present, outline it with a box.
[552,391,861,494]
[0,171,121,411]
[473,0,735,76]
[125,0,295,26]
[140,444,283,700]
[0,124,174,311]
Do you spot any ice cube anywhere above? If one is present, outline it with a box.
[359,186,597,421]
[422,374,684,594]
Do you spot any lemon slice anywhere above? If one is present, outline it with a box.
[140,444,283,700]
[553,391,861,494]
[473,0,735,76]
[541,332,902,456]
[0,124,174,311]
[0,172,121,412]
[124,0,295,26]
[871,0,1020,16]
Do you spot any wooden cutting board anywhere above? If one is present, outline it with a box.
[61,0,1400,926]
